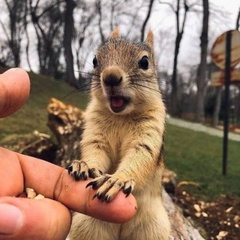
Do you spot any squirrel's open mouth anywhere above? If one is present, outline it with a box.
[110,96,130,113]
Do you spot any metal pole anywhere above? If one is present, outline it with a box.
[222,31,232,176]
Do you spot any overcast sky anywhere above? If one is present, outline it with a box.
[1,0,238,73]
[217,0,240,19]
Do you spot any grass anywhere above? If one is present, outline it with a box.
[0,68,239,201]
[0,68,88,140]
[165,124,240,200]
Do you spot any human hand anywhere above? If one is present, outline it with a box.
[0,68,137,240]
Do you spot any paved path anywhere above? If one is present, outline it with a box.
[167,117,240,142]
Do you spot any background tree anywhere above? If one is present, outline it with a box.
[74,0,96,88]
[195,0,209,123]
[0,0,27,67]
[29,0,64,78]
[236,8,240,30]
[63,0,76,86]
[140,0,155,41]
[159,0,191,116]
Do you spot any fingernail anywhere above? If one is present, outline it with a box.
[0,204,23,234]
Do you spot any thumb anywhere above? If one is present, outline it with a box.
[0,197,71,240]
[0,68,30,118]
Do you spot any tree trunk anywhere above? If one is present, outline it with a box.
[140,0,155,42]
[236,8,240,30]
[170,34,181,116]
[213,87,222,127]
[63,0,76,87]
[195,0,209,123]
[29,0,64,78]
[169,0,189,116]
[3,0,27,67]
[96,0,105,44]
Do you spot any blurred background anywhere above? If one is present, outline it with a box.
[0,0,239,124]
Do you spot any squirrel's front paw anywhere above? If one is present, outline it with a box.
[86,174,135,202]
[68,160,102,180]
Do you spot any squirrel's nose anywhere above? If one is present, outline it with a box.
[102,66,124,87]
[104,75,122,87]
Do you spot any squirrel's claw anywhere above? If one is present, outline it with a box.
[68,160,102,181]
[87,175,135,202]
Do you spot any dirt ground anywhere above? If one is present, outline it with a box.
[175,189,240,240]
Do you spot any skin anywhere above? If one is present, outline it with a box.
[0,68,137,240]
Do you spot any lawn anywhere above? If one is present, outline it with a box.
[0,68,239,201]
[165,124,240,200]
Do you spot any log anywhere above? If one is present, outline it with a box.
[46,98,204,239]
[47,98,84,167]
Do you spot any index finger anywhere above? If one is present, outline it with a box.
[0,148,137,223]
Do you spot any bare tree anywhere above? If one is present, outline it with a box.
[236,7,240,30]
[159,0,191,116]
[28,0,64,78]
[195,0,209,122]
[63,0,76,86]
[0,0,27,67]
[74,1,96,88]
[96,0,106,44]
[140,0,155,41]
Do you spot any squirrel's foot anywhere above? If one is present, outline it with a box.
[86,174,135,202]
[68,160,102,180]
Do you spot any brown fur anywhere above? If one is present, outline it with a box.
[68,30,170,240]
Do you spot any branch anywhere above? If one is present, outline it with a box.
[0,19,10,43]
[125,2,145,37]
[140,0,155,41]
[96,0,105,43]
[158,0,175,12]
[236,7,240,30]
[180,0,190,34]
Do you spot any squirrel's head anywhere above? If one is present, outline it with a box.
[91,29,160,115]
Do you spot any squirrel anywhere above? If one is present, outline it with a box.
[68,29,171,240]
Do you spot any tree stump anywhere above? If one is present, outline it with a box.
[47,98,84,167]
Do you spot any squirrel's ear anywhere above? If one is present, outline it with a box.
[109,28,120,39]
[145,30,154,48]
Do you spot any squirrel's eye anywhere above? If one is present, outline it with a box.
[93,56,98,68]
[138,56,149,70]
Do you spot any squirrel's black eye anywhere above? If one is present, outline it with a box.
[138,56,149,70]
[93,56,98,68]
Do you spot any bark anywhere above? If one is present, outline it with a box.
[47,98,84,167]
[195,0,209,123]
[163,189,204,240]
[63,0,77,87]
